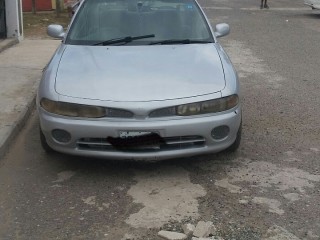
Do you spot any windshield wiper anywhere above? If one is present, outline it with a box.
[93,34,155,46]
[149,39,212,45]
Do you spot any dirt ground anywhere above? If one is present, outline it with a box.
[23,11,70,39]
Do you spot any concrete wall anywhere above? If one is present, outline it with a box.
[5,0,23,40]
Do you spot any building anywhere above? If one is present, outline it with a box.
[22,0,52,12]
[22,0,73,12]
[0,0,74,40]
[0,0,23,40]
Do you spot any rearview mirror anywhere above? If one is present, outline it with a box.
[214,23,230,38]
[47,25,65,39]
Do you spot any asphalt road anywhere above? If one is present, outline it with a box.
[1,0,320,239]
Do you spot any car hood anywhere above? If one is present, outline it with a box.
[55,44,225,102]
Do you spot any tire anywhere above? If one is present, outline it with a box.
[225,121,242,152]
[40,127,54,153]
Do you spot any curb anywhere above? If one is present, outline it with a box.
[0,38,23,159]
[0,39,19,54]
[0,93,37,160]
[0,39,59,160]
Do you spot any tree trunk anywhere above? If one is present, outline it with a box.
[31,0,36,14]
[56,0,61,17]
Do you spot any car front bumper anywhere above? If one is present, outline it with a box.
[39,107,242,161]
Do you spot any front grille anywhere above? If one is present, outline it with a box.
[77,135,205,152]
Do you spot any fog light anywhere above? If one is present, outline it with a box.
[52,129,71,143]
[211,126,230,140]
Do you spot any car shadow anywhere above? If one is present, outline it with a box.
[303,12,320,18]
[45,149,240,174]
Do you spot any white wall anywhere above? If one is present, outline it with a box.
[5,0,23,40]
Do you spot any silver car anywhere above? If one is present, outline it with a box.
[37,0,242,161]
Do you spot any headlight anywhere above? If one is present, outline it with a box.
[177,94,239,116]
[40,98,106,118]
[149,95,239,117]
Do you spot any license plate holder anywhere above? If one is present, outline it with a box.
[119,131,153,138]
[107,131,163,150]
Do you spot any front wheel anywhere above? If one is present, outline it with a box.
[40,127,54,153]
[225,121,242,152]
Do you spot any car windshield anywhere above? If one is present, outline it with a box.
[66,0,214,45]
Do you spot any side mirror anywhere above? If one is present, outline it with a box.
[47,24,65,39]
[214,23,230,38]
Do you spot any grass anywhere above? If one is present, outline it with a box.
[23,11,71,39]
